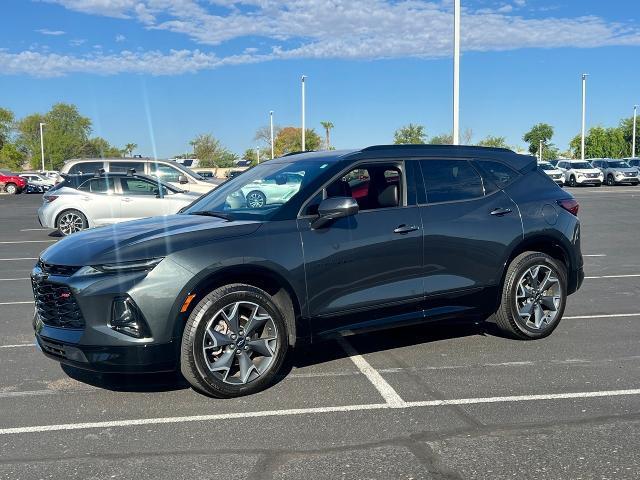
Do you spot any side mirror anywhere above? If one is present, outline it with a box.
[275,174,287,185]
[311,196,358,229]
[178,174,188,184]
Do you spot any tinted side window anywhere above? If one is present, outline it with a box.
[78,177,115,193]
[68,161,104,174]
[121,177,164,195]
[109,161,145,173]
[475,160,520,189]
[150,164,181,182]
[420,160,483,203]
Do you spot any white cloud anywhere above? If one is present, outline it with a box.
[9,0,640,77]
[115,34,126,42]
[36,28,66,35]
[69,38,86,46]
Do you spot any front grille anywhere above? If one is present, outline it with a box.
[37,260,81,277]
[587,173,598,178]
[32,278,85,329]
[625,172,637,177]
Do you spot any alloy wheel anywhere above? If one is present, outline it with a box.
[6,184,17,194]
[246,191,266,208]
[58,212,85,235]
[201,301,278,385]
[514,264,562,330]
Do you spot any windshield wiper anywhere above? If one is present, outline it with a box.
[188,211,234,221]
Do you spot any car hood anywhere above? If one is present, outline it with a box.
[572,168,601,174]
[40,214,262,266]
[611,168,637,173]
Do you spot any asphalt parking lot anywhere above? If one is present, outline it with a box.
[1,187,639,480]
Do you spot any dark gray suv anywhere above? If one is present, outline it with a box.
[31,145,584,398]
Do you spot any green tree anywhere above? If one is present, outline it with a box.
[0,142,25,171]
[523,123,554,157]
[428,133,453,145]
[123,143,138,157]
[273,127,322,156]
[569,126,627,159]
[190,133,237,168]
[619,117,640,157]
[477,135,510,149]
[242,148,260,166]
[320,121,334,150]
[80,137,122,158]
[393,124,426,144]
[0,107,15,150]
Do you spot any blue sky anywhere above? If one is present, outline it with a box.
[1,0,639,157]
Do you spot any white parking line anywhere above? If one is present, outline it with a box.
[565,313,640,320]
[0,344,32,349]
[337,335,405,406]
[583,254,607,257]
[585,274,640,279]
[0,240,56,244]
[0,301,33,306]
[20,228,50,232]
[0,278,29,282]
[1,388,639,436]
[0,258,38,261]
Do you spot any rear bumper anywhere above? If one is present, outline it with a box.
[35,333,178,373]
[567,265,584,295]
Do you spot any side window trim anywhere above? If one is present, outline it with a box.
[297,158,408,218]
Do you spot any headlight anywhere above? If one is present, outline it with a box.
[80,258,164,274]
[615,172,623,176]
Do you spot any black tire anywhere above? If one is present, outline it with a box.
[180,283,289,398]
[245,190,266,208]
[5,183,18,195]
[493,251,567,340]
[56,209,88,236]
[606,175,615,186]
[568,176,577,187]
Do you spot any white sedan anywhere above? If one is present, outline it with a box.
[38,173,200,236]
[240,172,304,208]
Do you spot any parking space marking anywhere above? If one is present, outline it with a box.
[0,240,56,245]
[583,254,607,257]
[0,343,32,349]
[0,301,33,305]
[0,278,30,281]
[2,388,640,436]
[0,257,38,261]
[337,336,405,407]
[565,312,640,320]
[20,229,51,232]
[585,274,640,279]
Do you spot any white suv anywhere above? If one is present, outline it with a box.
[538,161,565,186]
[60,158,219,194]
[556,160,603,187]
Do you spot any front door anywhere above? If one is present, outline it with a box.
[298,161,423,336]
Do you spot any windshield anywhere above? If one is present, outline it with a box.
[571,162,594,169]
[183,161,329,220]
[171,162,205,181]
[608,161,631,169]
[539,164,555,171]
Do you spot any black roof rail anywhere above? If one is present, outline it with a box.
[361,144,514,154]
[94,168,105,177]
[127,168,136,176]
[282,150,316,157]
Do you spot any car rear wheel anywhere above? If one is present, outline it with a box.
[245,190,266,208]
[57,209,88,236]
[493,251,567,340]
[5,183,18,194]
[180,283,288,398]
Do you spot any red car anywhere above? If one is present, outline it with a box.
[0,172,27,194]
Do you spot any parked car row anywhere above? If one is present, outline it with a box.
[38,171,200,235]
[541,158,639,187]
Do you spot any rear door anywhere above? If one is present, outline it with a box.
[119,176,168,220]
[417,159,523,314]
[76,177,120,225]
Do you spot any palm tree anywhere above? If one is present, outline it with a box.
[320,121,334,150]
[124,143,138,157]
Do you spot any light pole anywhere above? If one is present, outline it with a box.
[269,110,274,159]
[539,140,543,162]
[301,75,307,151]
[452,0,460,146]
[581,73,588,161]
[255,147,260,164]
[633,105,638,158]
[39,122,46,172]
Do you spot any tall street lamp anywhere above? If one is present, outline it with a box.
[39,122,46,171]
[633,105,638,158]
[301,75,307,151]
[452,0,460,146]
[270,110,275,159]
[581,73,588,161]
[256,147,260,164]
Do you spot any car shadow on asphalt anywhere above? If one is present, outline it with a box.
[59,318,505,395]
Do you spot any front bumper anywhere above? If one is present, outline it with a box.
[575,176,602,184]
[35,332,177,373]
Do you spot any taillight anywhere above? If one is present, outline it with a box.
[557,198,579,216]
[44,195,58,203]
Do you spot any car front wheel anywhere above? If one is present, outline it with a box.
[245,190,266,208]
[568,176,577,187]
[180,283,289,398]
[606,175,615,186]
[493,251,567,340]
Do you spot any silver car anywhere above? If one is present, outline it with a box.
[38,172,200,235]
[591,159,639,186]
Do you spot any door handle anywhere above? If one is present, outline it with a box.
[490,207,513,216]
[122,197,132,203]
[393,224,419,234]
